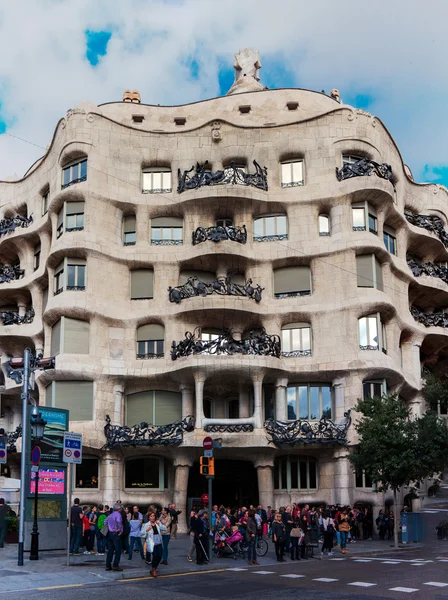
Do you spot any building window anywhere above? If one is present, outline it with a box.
[281,160,304,187]
[342,154,363,165]
[51,317,90,356]
[123,215,136,246]
[42,189,49,216]
[142,168,172,194]
[151,217,183,245]
[384,225,397,255]
[34,243,41,271]
[274,456,317,491]
[130,269,153,300]
[355,468,373,489]
[45,380,93,421]
[318,214,330,236]
[136,324,164,358]
[65,201,85,232]
[75,457,99,488]
[281,324,312,357]
[54,258,86,295]
[200,329,221,354]
[62,158,87,189]
[179,270,215,285]
[363,379,387,400]
[286,384,332,420]
[126,390,182,426]
[274,266,311,298]
[352,201,377,234]
[356,255,383,291]
[253,214,288,242]
[358,314,387,353]
[216,218,233,228]
[125,457,169,490]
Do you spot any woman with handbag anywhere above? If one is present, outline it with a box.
[321,509,335,557]
[245,510,259,565]
[271,513,286,562]
[338,507,351,554]
[159,507,172,565]
[289,520,303,561]
[143,512,166,577]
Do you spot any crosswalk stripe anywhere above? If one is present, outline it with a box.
[226,568,248,572]
[348,582,377,587]
[389,587,419,593]
[313,578,338,582]
[354,559,372,562]
[423,582,448,587]
[254,571,275,575]
[280,574,305,578]
[382,561,401,564]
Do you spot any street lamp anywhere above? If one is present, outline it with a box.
[29,406,46,561]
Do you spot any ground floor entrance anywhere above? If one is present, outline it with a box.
[187,459,259,509]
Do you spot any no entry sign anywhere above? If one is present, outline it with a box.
[203,436,213,450]
[201,493,209,505]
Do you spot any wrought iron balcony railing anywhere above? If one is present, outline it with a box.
[0,215,33,237]
[281,349,312,357]
[336,158,394,186]
[151,239,183,246]
[204,423,254,433]
[66,286,86,291]
[168,275,263,304]
[0,308,35,326]
[61,175,87,189]
[275,290,310,299]
[171,327,281,360]
[0,265,24,284]
[178,160,268,193]
[405,210,448,248]
[411,305,448,328]
[264,410,351,446]
[66,227,84,233]
[136,351,164,359]
[192,224,247,245]
[254,234,288,242]
[103,414,195,448]
[407,253,448,285]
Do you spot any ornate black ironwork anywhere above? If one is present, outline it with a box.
[281,349,312,357]
[359,345,378,351]
[151,239,183,246]
[0,265,24,284]
[103,414,195,448]
[254,234,288,242]
[62,175,87,189]
[192,224,247,245]
[275,291,310,299]
[66,286,86,292]
[407,253,448,285]
[7,354,55,385]
[136,352,164,359]
[405,210,448,248]
[177,160,268,193]
[7,425,22,453]
[204,424,254,433]
[264,410,351,447]
[171,327,281,361]
[168,275,263,304]
[411,305,448,328]
[0,308,34,326]
[336,158,394,186]
[0,215,33,237]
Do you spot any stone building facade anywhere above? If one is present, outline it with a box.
[0,50,446,527]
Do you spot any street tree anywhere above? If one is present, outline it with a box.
[349,394,448,548]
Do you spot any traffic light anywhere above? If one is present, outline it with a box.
[200,456,215,476]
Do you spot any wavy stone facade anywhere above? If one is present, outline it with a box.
[0,52,447,524]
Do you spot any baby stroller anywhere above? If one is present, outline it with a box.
[213,530,245,559]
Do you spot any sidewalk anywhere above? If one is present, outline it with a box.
[0,536,423,594]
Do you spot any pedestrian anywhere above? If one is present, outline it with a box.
[69,497,83,555]
[96,505,107,555]
[321,509,335,557]
[246,510,259,565]
[159,507,172,565]
[128,513,145,560]
[0,499,9,549]
[119,504,130,554]
[88,505,98,554]
[169,503,182,539]
[144,512,165,577]
[338,507,351,554]
[132,505,143,521]
[388,511,395,540]
[376,509,386,539]
[271,512,286,562]
[193,509,208,565]
[281,505,293,553]
[187,509,197,563]
[105,502,124,571]
[82,506,91,555]
[289,518,302,561]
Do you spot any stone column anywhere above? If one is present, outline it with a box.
[180,384,194,419]
[194,374,205,428]
[17,301,27,317]
[333,377,346,420]
[254,457,275,509]
[101,452,123,507]
[333,449,352,507]
[173,458,193,533]
[239,385,250,418]
[275,378,288,421]
[252,376,264,429]
[113,384,125,424]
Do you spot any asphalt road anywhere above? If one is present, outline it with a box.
[4,551,448,600]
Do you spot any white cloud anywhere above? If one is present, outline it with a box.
[1,0,448,182]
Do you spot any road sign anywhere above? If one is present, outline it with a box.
[31,446,41,466]
[203,449,213,458]
[203,436,213,450]
[0,437,6,465]
[63,432,82,464]
[201,493,209,504]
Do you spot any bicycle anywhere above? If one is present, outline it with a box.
[256,536,268,557]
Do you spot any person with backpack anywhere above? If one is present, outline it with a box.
[321,509,335,557]
[96,505,107,555]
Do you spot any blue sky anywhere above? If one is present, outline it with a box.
[0,0,447,187]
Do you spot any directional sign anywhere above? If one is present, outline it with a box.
[63,432,82,464]
[0,437,6,465]
[203,449,213,458]
[203,436,213,450]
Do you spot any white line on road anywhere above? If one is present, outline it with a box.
[348,582,377,587]
[313,578,338,582]
[226,568,248,572]
[389,587,419,593]
[423,582,448,587]
[253,571,275,575]
[280,574,305,578]
[382,561,401,564]
[353,559,372,562]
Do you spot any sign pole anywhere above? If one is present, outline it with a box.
[63,431,82,566]
[18,348,30,567]
[66,463,73,566]
[207,476,212,562]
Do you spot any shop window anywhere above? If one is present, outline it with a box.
[286,384,332,420]
[75,457,99,488]
[125,456,169,490]
[274,456,317,491]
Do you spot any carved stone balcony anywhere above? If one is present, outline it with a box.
[336,158,394,186]
[411,305,448,328]
[192,224,247,245]
[264,411,351,447]
[0,308,35,326]
[171,327,281,361]
[178,160,268,193]
[407,254,448,285]
[168,275,263,304]
[0,265,24,284]
[0,215,33,237]
[103,414,195,448]
[405,210,448,248]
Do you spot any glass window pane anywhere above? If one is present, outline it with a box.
[162,172,171,189]
[265,217,275,236]
[292,161,303,183]
[369,214,377,233]
[368,317,378,347]
[290,458,298,489]
[152,173,162,190]
[276,216,287,235]
[253,219,263,237]
[309,461,317,489]
[152,228,161,241]
[67,266,76,287]
[321,386,332,418]
[364,472,373,488]
[298,386,308,419]
[63,168,70,187]
[310,387,319,420]
[301,327,311,351]
[80,160,87,179]
[173,227,183,241]
[292,328,301,351]
[162,227,171,240]
[125,232,136,244]
[287,387,297,420]
[319,215,329,234]
[359,318,368,347]
[66,215,75,229]
[282,330,291,353]
[355,469,363,487]
[125,457,160,489]
[363,382,371,399]
[76,214,84,228]
[77,266,85,287]
[299,460,307,489]
[281,163,291,184]
[280,458,287,490]
[353,208,365,228]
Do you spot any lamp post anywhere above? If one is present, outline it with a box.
[29,407,46,561]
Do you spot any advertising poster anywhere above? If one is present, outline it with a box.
[30,468,65,495]
[31,408,68,464]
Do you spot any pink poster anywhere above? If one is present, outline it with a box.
[30,469,65,495]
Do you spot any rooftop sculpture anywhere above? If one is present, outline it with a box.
[227,48,264,95]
